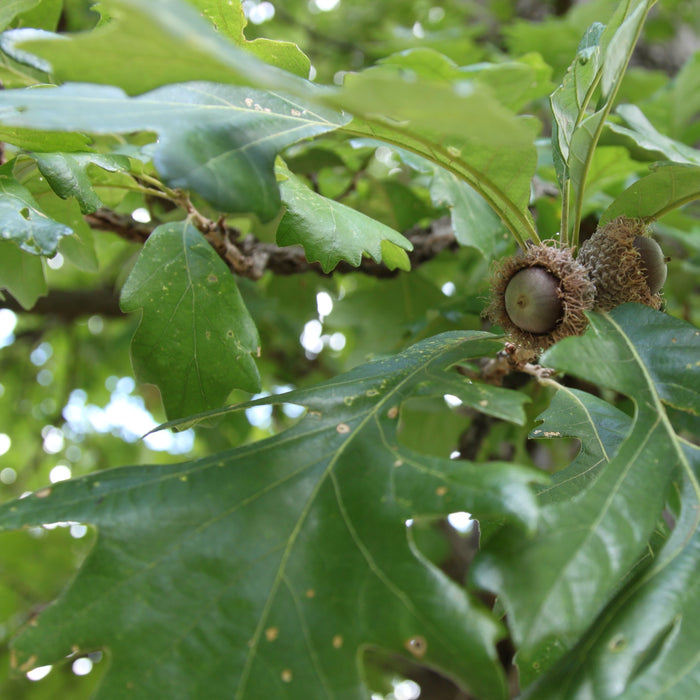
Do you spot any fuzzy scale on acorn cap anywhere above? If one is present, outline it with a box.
[578,217,666,311]
[486,242,595,353]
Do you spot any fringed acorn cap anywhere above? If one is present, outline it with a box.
[578,217,666,311]
[486,241,596,353]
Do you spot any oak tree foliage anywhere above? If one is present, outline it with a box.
[0,1,699,698]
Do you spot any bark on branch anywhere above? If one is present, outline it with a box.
[85,209,459,280]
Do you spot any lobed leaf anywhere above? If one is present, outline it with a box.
[277,168,413,273]
[472,304,700,686]
[521,443,700,699]
[0,332,546,700]
[119,221,261,419]
[0,81,348,221]
[0,161,73,256]
[8,0,309,95]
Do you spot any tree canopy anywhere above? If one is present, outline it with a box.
[0,1,699,699]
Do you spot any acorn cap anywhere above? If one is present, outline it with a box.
[486,242,596,352]
[578,217,665,311]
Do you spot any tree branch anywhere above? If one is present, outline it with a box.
[0,287,123,319]
[85,209,459,280]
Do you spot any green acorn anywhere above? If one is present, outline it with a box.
[486,242,596,352]
[578,217,666,311]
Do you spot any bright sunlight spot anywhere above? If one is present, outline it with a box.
[47,252,64,270]
[448,511,474,533]
[393,678,421,700]
[42,426,64,454]
[0,309,17,348]
[0,467,17,484]
[441,281,456,296]
[244,0,275,24]
[62,380,194,454]
[49,464,72,483]
[0,433,11,456]
[443,394,462,407]
[317,291,333,319]
[72,657,93,676]
[313,0,341,11]
[70,523,89,539]
[26,665,52,681]
[131,207,151,223]
[30,341,53,366]
[300,319,324,355]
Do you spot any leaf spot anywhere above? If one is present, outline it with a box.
[244,97,254,107]
[332,634,343,649]
[479,399,488,407]
[305,589,316,598]
[393,459,403,468]
[34,488,51,499]
[291,109,302,116]
[366,389,379,397]
[608,634,626,652]
[281,669,293,683]
[343,396,354,406]
[436,486,448,497]
[226,330,235,338]
[336,423,351,434]
[265,627,279,642]
[387,406,399,419]
[207,274,217,283]
[404,635,427,659]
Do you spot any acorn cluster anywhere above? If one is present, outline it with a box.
[486,217,667,353]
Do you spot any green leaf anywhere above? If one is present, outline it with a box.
[550,1,656,244]
[374,48,553,113]
[33,152,131,214]
[601,162,700,224]
[119,221,261,419]
[10,0,309,95]
[472,304,700,685]
[429,170,504,259]
[331,63,540,246]
[0,124,92,152]
[521,444,700,700]
[0,332,546,700]
[0,0,40,30]
[0,82,348,221]
[0,238,46,308]
[605,104,700,165]
[0,162,73,255]
[277,169,413,273]
[189,0,311,78]
[380,239,411,272]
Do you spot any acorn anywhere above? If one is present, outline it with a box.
[486,242,596,352]
[578,217,666,311]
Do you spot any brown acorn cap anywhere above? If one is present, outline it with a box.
[578,217,664,311]
[486,241,596,353]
